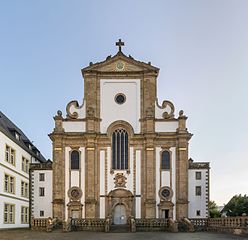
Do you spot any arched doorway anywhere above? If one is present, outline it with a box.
[113,204,127,225]
[107,189,134,224]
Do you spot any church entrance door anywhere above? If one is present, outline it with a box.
[71,210,79,219]
[113,204,127,225]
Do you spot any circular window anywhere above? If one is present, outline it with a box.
[161,188,170,198]
[68,186,82,201]
[159,186,173,201]
[115,93,126,104]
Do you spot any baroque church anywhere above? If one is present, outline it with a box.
[30,40,209,230]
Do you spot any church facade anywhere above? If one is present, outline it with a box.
[31,40,209,227]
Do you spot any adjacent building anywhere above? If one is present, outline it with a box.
[188,158,210,218]
[0,111,46,229]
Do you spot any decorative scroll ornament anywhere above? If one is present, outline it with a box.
[156,98,175,119]
[114,173,127,188]
[66,100,85,119]
[68,186,82,201]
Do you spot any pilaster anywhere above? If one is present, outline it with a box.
[85,135,97,217]
[176,111,191,219]
[51,111,66,221]
[144,135,156,218]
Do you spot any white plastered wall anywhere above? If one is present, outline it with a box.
[0,131,31,228]
[65,147,85,220]
[62,121,86,132]
[99,150,106,218]
[100,79,140,133]
[155,147,176,220]
[188,169,208,218]
[135,150,141,218]
[155,121,178,132]
[32,170,53,219]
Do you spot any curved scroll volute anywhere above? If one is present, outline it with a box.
[155,98,175,119]
[66,99,86,119]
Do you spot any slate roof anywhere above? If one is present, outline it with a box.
[0,111,46,163]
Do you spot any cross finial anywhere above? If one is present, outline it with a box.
[116,39,124,52]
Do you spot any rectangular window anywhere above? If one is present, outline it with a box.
[21,181,29,198]
[21,181,24,196]
[195,171,202,180]
[39,187,45,197]
[39,173,45,181]
[4,203,15,224]
[40,210,44,217]
[26,159,29,173]
[196,210,201,216]
[4,175,8,192]
[5,145,10,162]
[10,176,15,193]
[195,186,202,196]
[21,206,29,224]
[5,145,15,166]
[22,157,30,173]
[10,149,15,165]
[4,174,15,194]
[22,158,25,172]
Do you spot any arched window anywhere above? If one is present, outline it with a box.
[161,150,170,170]
[71,150,79,170]
[112,129,128,170]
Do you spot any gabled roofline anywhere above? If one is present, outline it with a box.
[81,51,159,76]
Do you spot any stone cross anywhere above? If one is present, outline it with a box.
[116,39,124,52]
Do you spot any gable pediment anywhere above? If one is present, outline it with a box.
[82,52,159,74]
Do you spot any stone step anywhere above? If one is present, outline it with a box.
[110,224,130,233]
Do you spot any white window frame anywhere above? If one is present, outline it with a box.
[4,203,15,224]
[4,174,15,194]
[21,206,29,224]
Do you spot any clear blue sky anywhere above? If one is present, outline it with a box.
[1,0,247,205]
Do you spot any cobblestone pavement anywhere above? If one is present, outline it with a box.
[0,229,247,240]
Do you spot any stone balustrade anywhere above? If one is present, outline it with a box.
[208,216,248,228]
[31,216,248,235]
[190,216,248,235]
[73,218,106,231]
[135,218,169,231]
[31,218,48,230]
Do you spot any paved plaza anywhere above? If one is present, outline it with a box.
[0,229,247,240]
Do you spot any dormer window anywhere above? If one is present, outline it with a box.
[9,128,21,141]
[33,148,40,157]
[15,132,20,141]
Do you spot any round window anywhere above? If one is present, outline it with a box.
[161,188,170,198]
[159,186,173,200]
[115,93,126,104]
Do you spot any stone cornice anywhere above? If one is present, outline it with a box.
[30,162,53,171]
